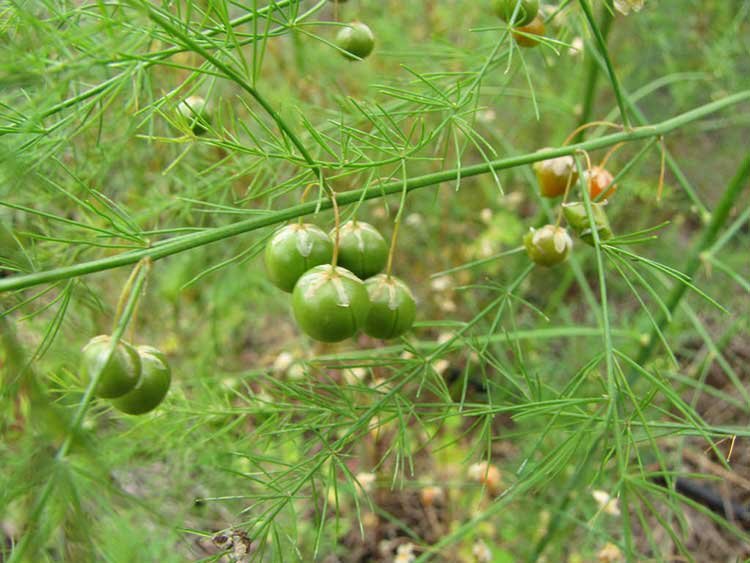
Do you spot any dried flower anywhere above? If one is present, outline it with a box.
[395,543,416,563]
[597,542,623,562]
[355,472,376,494]
[592,489,621,516]
[272,351,294,373]
[431,275,452,292]
[420,486,445,507]
[570,37,584,56]
[614,0,645,15]
[472,539,492,562]
[468,461,502,495]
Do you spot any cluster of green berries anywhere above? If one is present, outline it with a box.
[264,221,416,343]
[81,336,171,414]
[524,153,618,267]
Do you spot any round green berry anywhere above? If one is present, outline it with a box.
[292,265,370,342]
[562,202,614,245]
[112,346,171,415]
[332,221,388,280]
[264,224,334,292]
[523,225,573,267]
[494,0,539,26]
[81,335,142,399]
[335,21,375,60]
[363,274,416,340]
[177,95,210,135]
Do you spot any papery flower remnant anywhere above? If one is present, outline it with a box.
[614,0,645,15]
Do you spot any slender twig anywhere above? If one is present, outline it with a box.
[564,120,621,146]
[575,2,614,141]
[297,183,317,225]
[145,4,318,172]
[330,189,341,268]
[1,0,303,135]
[651,475,750,526]
[1,91,748,295]
[385,161,409,277]
[7,264,149,563]
[578,0,631,128]
[631,153,750,375]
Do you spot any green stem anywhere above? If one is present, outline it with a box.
[578,155,633,552]
[575,2,614,141]
[7,267,148,562]
[152,0,299,58]
[632,153,750,373]
[527,426,603,562]
[385,161,410,277]
[112,259,147,333]
[578,0,630,128]
[1,91,748,295]
[622,96,709,217]
[146,4,318,172]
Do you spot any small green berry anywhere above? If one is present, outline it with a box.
[335,22,375,60]
[363,274,416,340]
[81,335,142,399]
[523,225,573,267]
[264,224,334,292]
[112,346,171,415]
[562,202,614,245]
[332,221,388,280]
[292,265,370,342]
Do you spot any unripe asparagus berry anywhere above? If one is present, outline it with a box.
[264,224,334,292]
[81,335,142,399]
[362,274,416,339]
[336,22,375,60]
[333,221,388,280]
[523,225,573,266]
[292,265,370,342]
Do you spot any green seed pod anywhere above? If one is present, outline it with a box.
[292,265,370,342]
[332,221,388,280]
[112,346,171,415]
[363,274,416,340]
[82,335,142,399]
[523,225,573,267]
[494,0,539,26]
[177,95,211,135]
[264,224,334,292]
[562,202,614,245]
[335,21,375,60]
